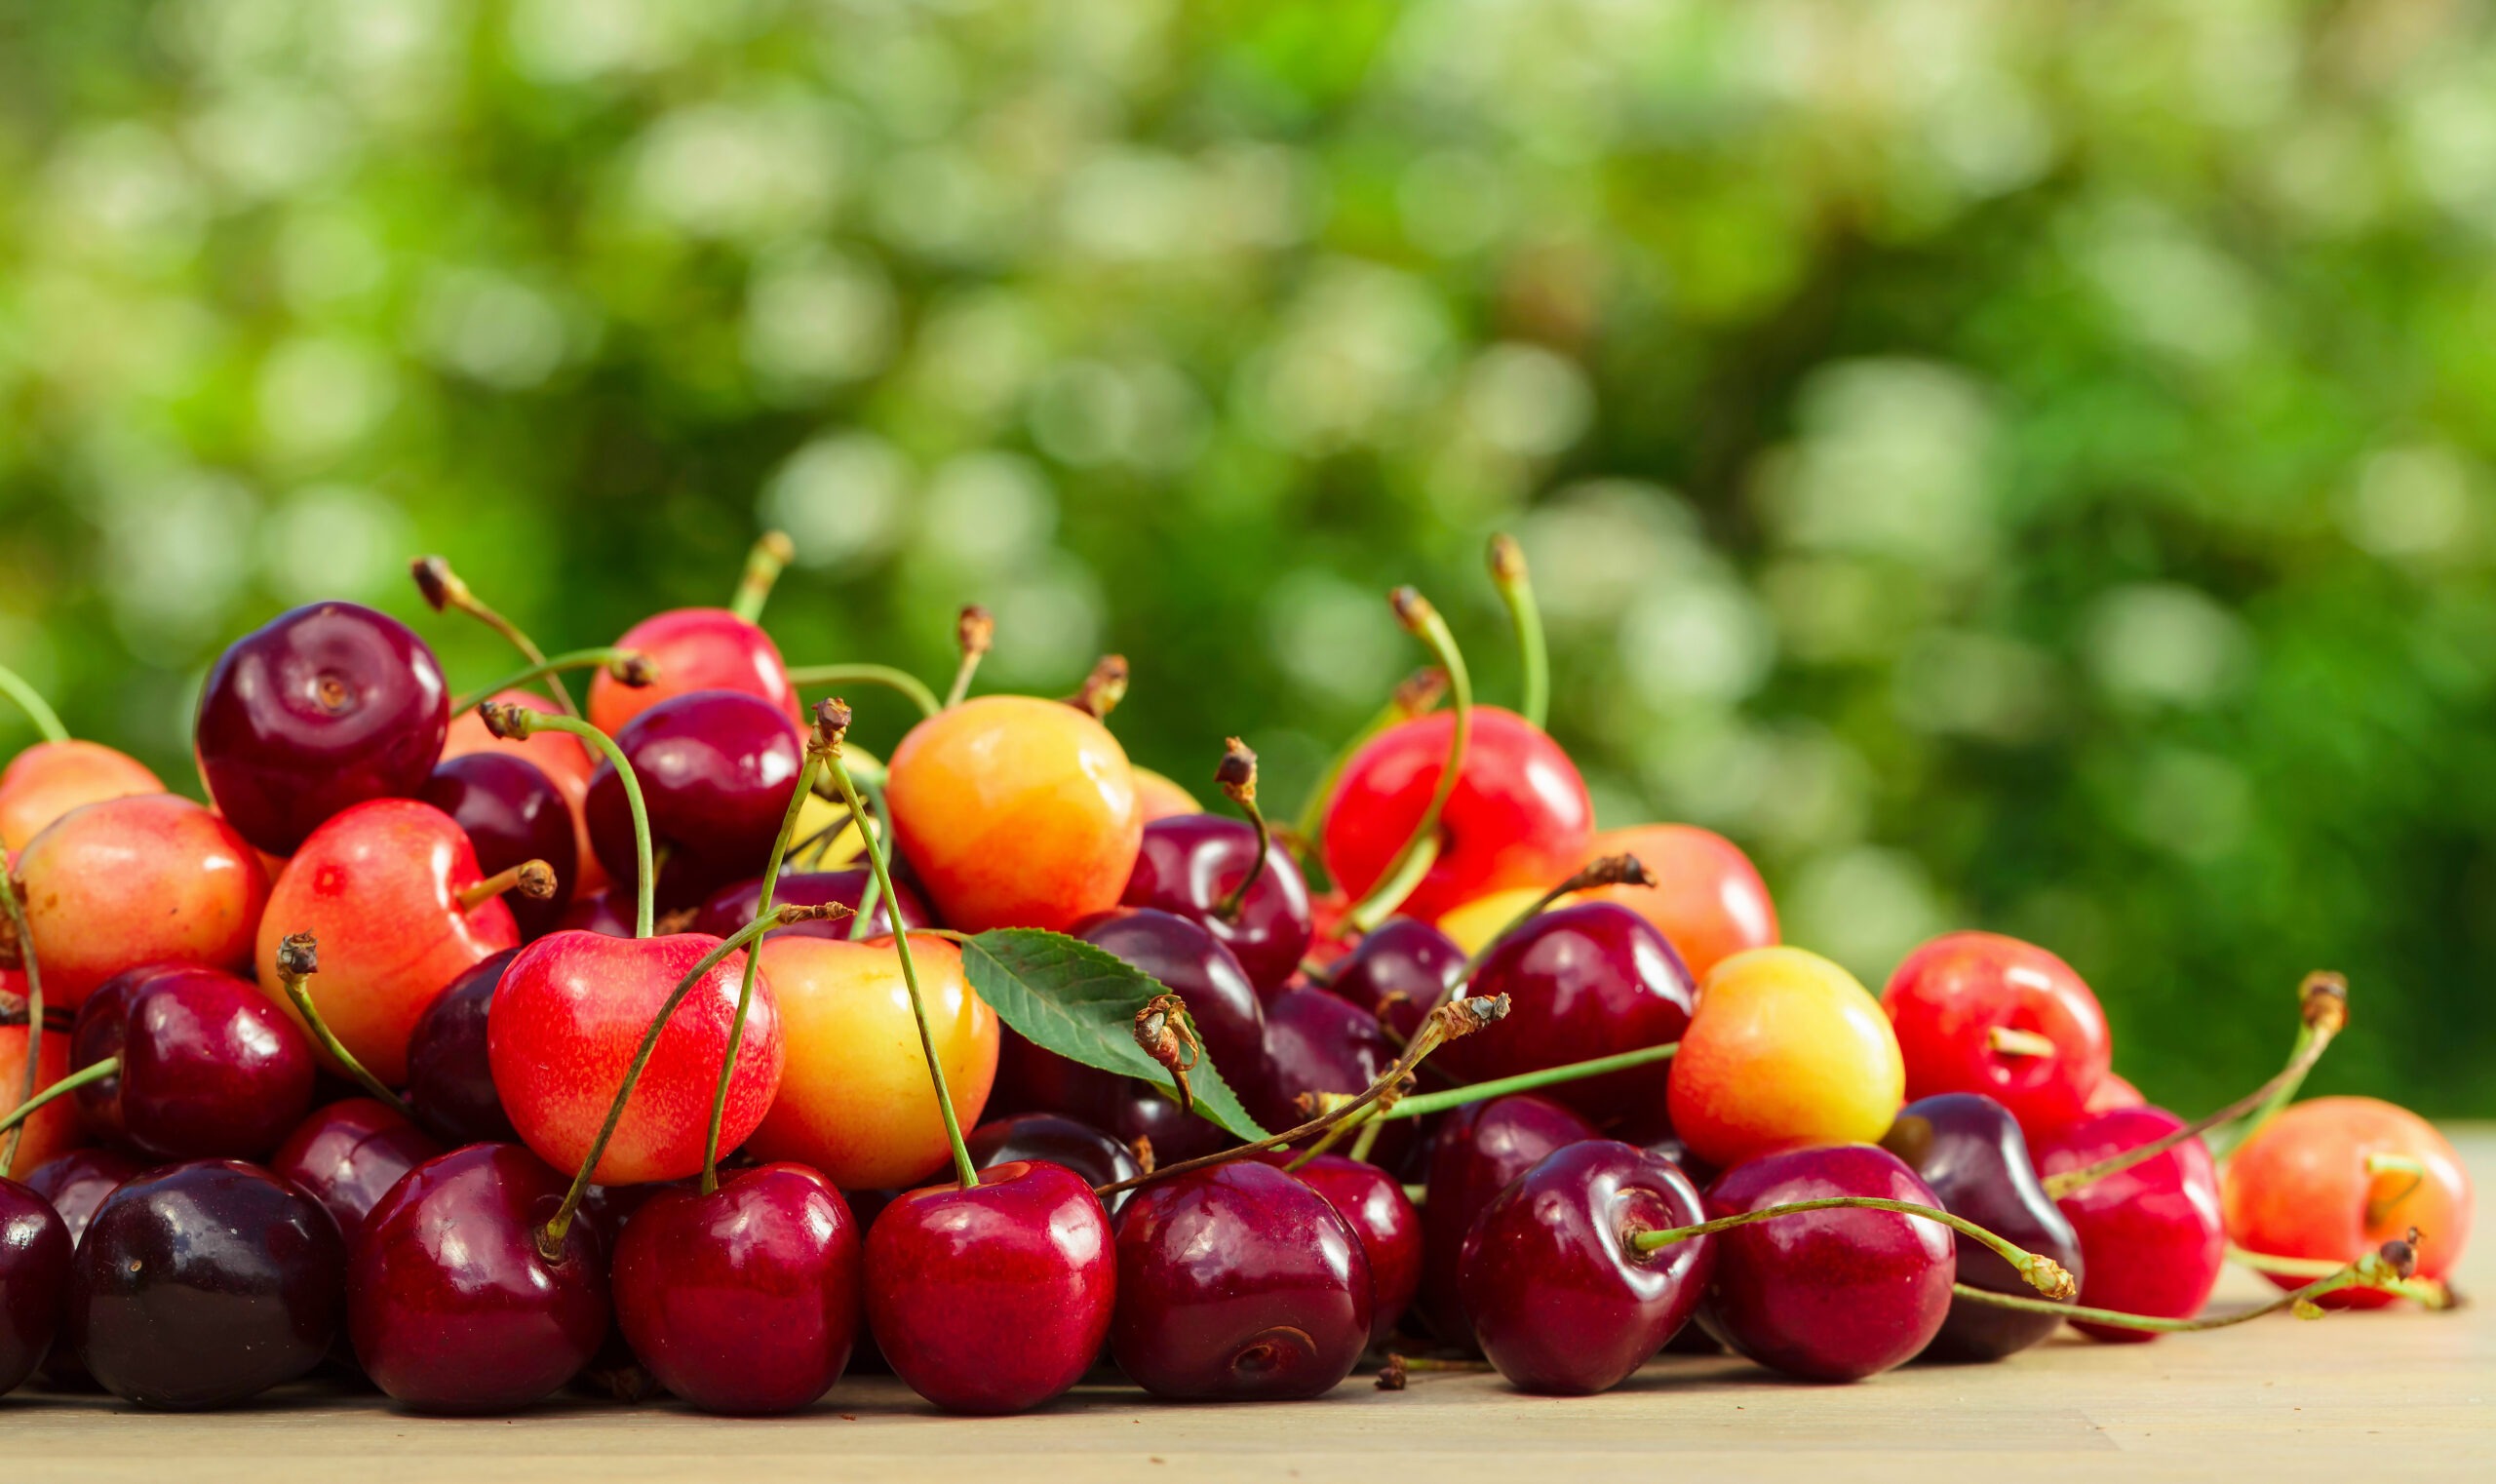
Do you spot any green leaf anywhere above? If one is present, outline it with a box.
[961,927,1268,1142]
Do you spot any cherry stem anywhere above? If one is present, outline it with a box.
[0,662,68,745]
[0,875,43,1173]
[1457,853,1658,985]
[273,932,416,1121]
[1347,590,1471,933]
[1066,655,1128,720]
[845,774,891,942]
[456,860,556,913]
[0,1055,112,1135]
[1987,1026,2058,1058]
[1487,533,1547,731]
[1631,1197,2078,1301]
[945,605,994,710]
[820,700,978,1191]
[786,663,940,721]
[484,705,656,939]
[411,557,580,720]
[1212,737,1269,920]
[2225,1243,2452,1306]
[2048,970,2347,1195]
[729,531,796,624]
[453,648,652,717]
[701,740,826,1193]
[1952,1249,2409,1331]
[1292,666,1448,845]
[1381,1039,1679,1122]
[537,900,844,1261]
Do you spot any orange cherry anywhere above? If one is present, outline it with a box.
[743,933,998,1190]
[2222,1096,2473,1307]
[14,795,269,1009]
[0,1019,81,1180]
[0,742,164,853]
[1580,824,1777,980]
[1130,766,1202,825]
[1666,946,1904,1169]
[884,696,1141,934]
[444,687,607,897]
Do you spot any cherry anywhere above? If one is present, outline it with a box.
[422,752,577,939]
[555,887,638,938]
[12,795,268,1008]
[992,1045,1235,1167]
[0,1017,77,1181]
[966,1112,1143,1212]
[1129,766,1201,823]
[1251,986,1400,1160]
[1,1176,71,1395]
[1882,931,2112,1137]
[1327,917,1466,1041]
[1110,1160,1372,1401]
[613,1162,862,1415]
[885,694,1142,934]
[1077,907,1267,1081]
[1121,814,1314,995]
[1443,901,1695,1134]
[1254,1151,1422,1346]
[1320,705,1592,924]
[2222,1096,2472,1308]
[195,601,450,856]
[1702,1144,1955,1382]
[256,798,521,1087]
[1668,946,1904,1170]
[1579,824,1777,980]
[69,1159,346,1409]
[589,607,802,736]
[22,1147,145,1247]
[867,1159,1114,1414]
[0,741,163,854]
[1461,1140,1712,1394]
[695,868,931,944]
[1415,1092,1598,1346]
[2086,1071,2148,1116]
[444,686,605,898]
[349,1142,608,1411]
[405,949,520,1145]
[2031,1107,2224,1344]
[1881,1093,2086,1361]
[70,964,315,1161]
[270,1098,444,1248]
[585,689,806,909]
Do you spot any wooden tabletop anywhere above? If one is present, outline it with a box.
[9,1132,2491,1484]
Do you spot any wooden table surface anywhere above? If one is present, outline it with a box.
[9,1131,2490,1483]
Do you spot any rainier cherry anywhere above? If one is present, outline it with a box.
[2222,1096,2471,1308]
[1882,931,2111,1136]
[1129,766,1201,823]
[0,1016,77,1181]
[2032,1107,2224,1343]
[1668,946,1904,1170]
[0,743,162,854]
[12,795,267,1008]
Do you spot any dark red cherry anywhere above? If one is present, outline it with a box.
[1251,986,1397,1157]
[71,964,316,1162]
[62,963,189,1148]
[1443,901,1694,1134]
[866,1160,1115,1415]
[195,601,450,855]
[270,1099,445,1249]
[585,689,805,909]
[1253,1151,1421,1346]
[2032,1106,2223,1344]
[1883,1093,2086,1362]
[422,752,576,939]
[1461,1140,1712,1394]
[967,1112,1143,1213]
[990,1039,1235,1167]
[555,888,638,939]
[1416,1093,1598,1345]
[1329,917,1465,1041]
[68,1159,346,1409]
[2,1177,73,1395]
[405,949,519,1146]
[349,1143,608,1412]
[22,1148,147,1248]
[693,868,931,944]
[1075,907,1267,1083]
[1111,1159,1371,1401]
[614,1163,862,1416]
[1703,1144,1955,1381]
[1120,814,1314,994]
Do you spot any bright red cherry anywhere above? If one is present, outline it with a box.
[867,1160,1114,1414]
[1416,1093,1599,1345]
[1580,824,1776,979]
[1255,1151,1422,1345]
[588,608,801,736]
[195,601,449,855]
[1319,706,1592,924]
[694,867,931,943]
[614,1162,862,1415]
[405,950,519,1145]
[422,753,576,939]
[271,1098,444,1247]
[1121,814,1314,994]
[70,965,315,1161]
[2223,1097,2472,1308]
[0,740,163,853]
[1,1176,72,1395]
[13,795,268,1009]
[1882,931,2112,1136]
[2033,1107,2224,1343]
[1328,917,1465,1041]
[585,690,805,909]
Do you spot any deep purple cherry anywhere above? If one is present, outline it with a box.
[1328,917,1465,1041]
[693,867,931,943]
[23,1148,147,1248]
[405,949,519,1145]
[270,1098,445,1249]
[967,1112,1142,1213]
[1121,813,1314,994]
[585,689,804,909]
[989,1040,1235,1168]
[1884,1092,2086,1362]
[1076,907,1267,1082]
[71,964,315,1162]
[195,601,450,855]
[1416,1092,1598,1345]
[422,752,576,939]
[1255,1151,1421,1346]
[555,888,637,939]
[1252,986,1401,1161]
[1,1177,73,1396]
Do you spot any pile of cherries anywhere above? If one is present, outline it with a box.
[0,533,2473,1418]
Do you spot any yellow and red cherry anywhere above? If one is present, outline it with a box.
[588,607,801,736]
[1579,824,1777,979]
[271,1097,444,1247]
[1319,705,1592,924]
[194,601,450,856]
[1667,946,1905,1170]
[885,694,1142,934]
[584,689,805,910]
[1882,931,2111,1136]
[2222,1096,2471,1307]
[13,795,269,1009]
[1121,814,1315,996]
[0,1017,79,1181]
[422,753,576,939]
[742,933,995,1191]
[70,965,315,1161]
[444,687,604,896]
[0,741,163,854]
[2031,1106,2224,1343]
[255,798,520,1087]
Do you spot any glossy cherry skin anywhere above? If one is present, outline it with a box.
[1,1177,73,1394]
[967,1112,1143,1214]
[0,1020,80,1180]
[1417,1093,1599,1345]
[349,1143,607,1411]
[613,1162,862,1415]
[586,689,805,909]
[1882,1093,2085,1361]
[589,607,801,736]
[1320,706,1592,924]
[1702,1145,1955,1381]
[1883,932,2112,1137]
[489,930,782,1186]
[1121,814,1314,995]
[868,1160,1115,1414]
[69,1159,346,1409]
[444,687,605,897]
[1668,946,1905,1170]
[422,752,576,939]
[1076,907,1268,1085]
[1445,902,1695,1134]
[1111,1160,1371,1401]
[70,965,316,1162]
[405,949,519,1146]
[2223,1096,2473,1307]
[694,867,931,943]
[270,1099,444,1249]
[14,795,269,1009]
[0,740,163,852]
[22,1148,146,1247]
[195,601,449,856]
[1462,1141,1712,1394]
[1250,987,1403,1162]
[992,1046,1237,1168]
[1254,1151,1422,1345]
[555,887,638,938]
[2033,1107,2224,1343]
[1580,824,1777,980]
[1328,917,1466,1041]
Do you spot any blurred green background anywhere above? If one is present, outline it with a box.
[3,0,2491,1115]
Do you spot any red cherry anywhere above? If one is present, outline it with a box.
[1253,1151,1422,1346]
[966,1112,1143,1212]
[555,888,639,939]
[585,690,806,909]
[0,1176,71,1395]
[1120,814,1314,995]
[1415,1093,1599,1345]
[2032,1106,2224,1343]
[1327,917,1465,1041]
[1884,1093,2086,1361]
[21,1147,145,1249]
[270,1098,444,1248]
[2222,1097,2472,1308]
[1882,931,2112,1136]
[422,753,577,939]
[693,868,931,943]
[70,965,315,1161]
[588,608,801,737]
[13,795,269,1009]
[1250,987,1400,1161]
[1075,907,1267,1084]
[443,687,605,897]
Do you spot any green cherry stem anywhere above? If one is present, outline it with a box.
[0,662,68,745]
[945,605,994,710]
[1380,1039,1680,1122]
[454,648,654,717]
[1487,533,1547,731]
[482,704,656,938]
[1347,589,1471,933]
[1,874,45,1174]
[786,664,941,721]
[1292,667,1448,849]
[846,772,892,942]
[820,698,977,1191]
[729,531,796,624]
[1630,1196,2078,1300]
[273,932,416,1121]
[1954,1248,2412,1331]
[411,556,581,719]
[0,1057,113,1137]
